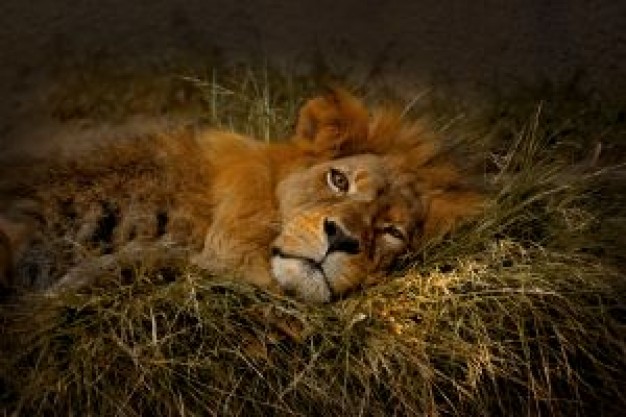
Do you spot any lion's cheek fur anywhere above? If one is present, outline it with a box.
[320,253,371,295]
[272,215,327,259]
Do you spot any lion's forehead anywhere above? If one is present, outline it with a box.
[286,187,421,231]
[303,154,423,220]
[277,152,426,234]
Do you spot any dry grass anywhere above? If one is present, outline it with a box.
[1,62,625,416]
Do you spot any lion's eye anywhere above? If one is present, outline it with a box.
[383,225,406,241]
[327,168,350,193]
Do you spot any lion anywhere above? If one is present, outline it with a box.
[0,89,482,303]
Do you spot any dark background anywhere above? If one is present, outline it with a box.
[1,0,624,146]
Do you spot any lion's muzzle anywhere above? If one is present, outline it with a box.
[270,216,365,303]
[323,218,360,255]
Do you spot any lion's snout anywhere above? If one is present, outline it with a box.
[272,215,363,263]
[323,218,360,255]
[269,214,368,303]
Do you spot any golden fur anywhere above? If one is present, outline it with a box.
[0,89,482,302]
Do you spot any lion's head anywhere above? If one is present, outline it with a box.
[266,89,483,303]
[271,153,422,302]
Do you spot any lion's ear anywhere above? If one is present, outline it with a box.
[295,88,369,153]
[415,189,484,248]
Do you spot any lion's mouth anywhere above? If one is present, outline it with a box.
[270,247,335,302]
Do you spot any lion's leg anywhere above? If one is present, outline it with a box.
[46,241,190,296]
[192,228,279,292]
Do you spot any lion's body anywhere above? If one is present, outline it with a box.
[0,90,482,302]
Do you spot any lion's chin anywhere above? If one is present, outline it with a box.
[270,256,332,303]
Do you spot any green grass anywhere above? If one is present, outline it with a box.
[1,62,625,416]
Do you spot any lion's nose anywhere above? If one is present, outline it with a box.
[323,219,360,255]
